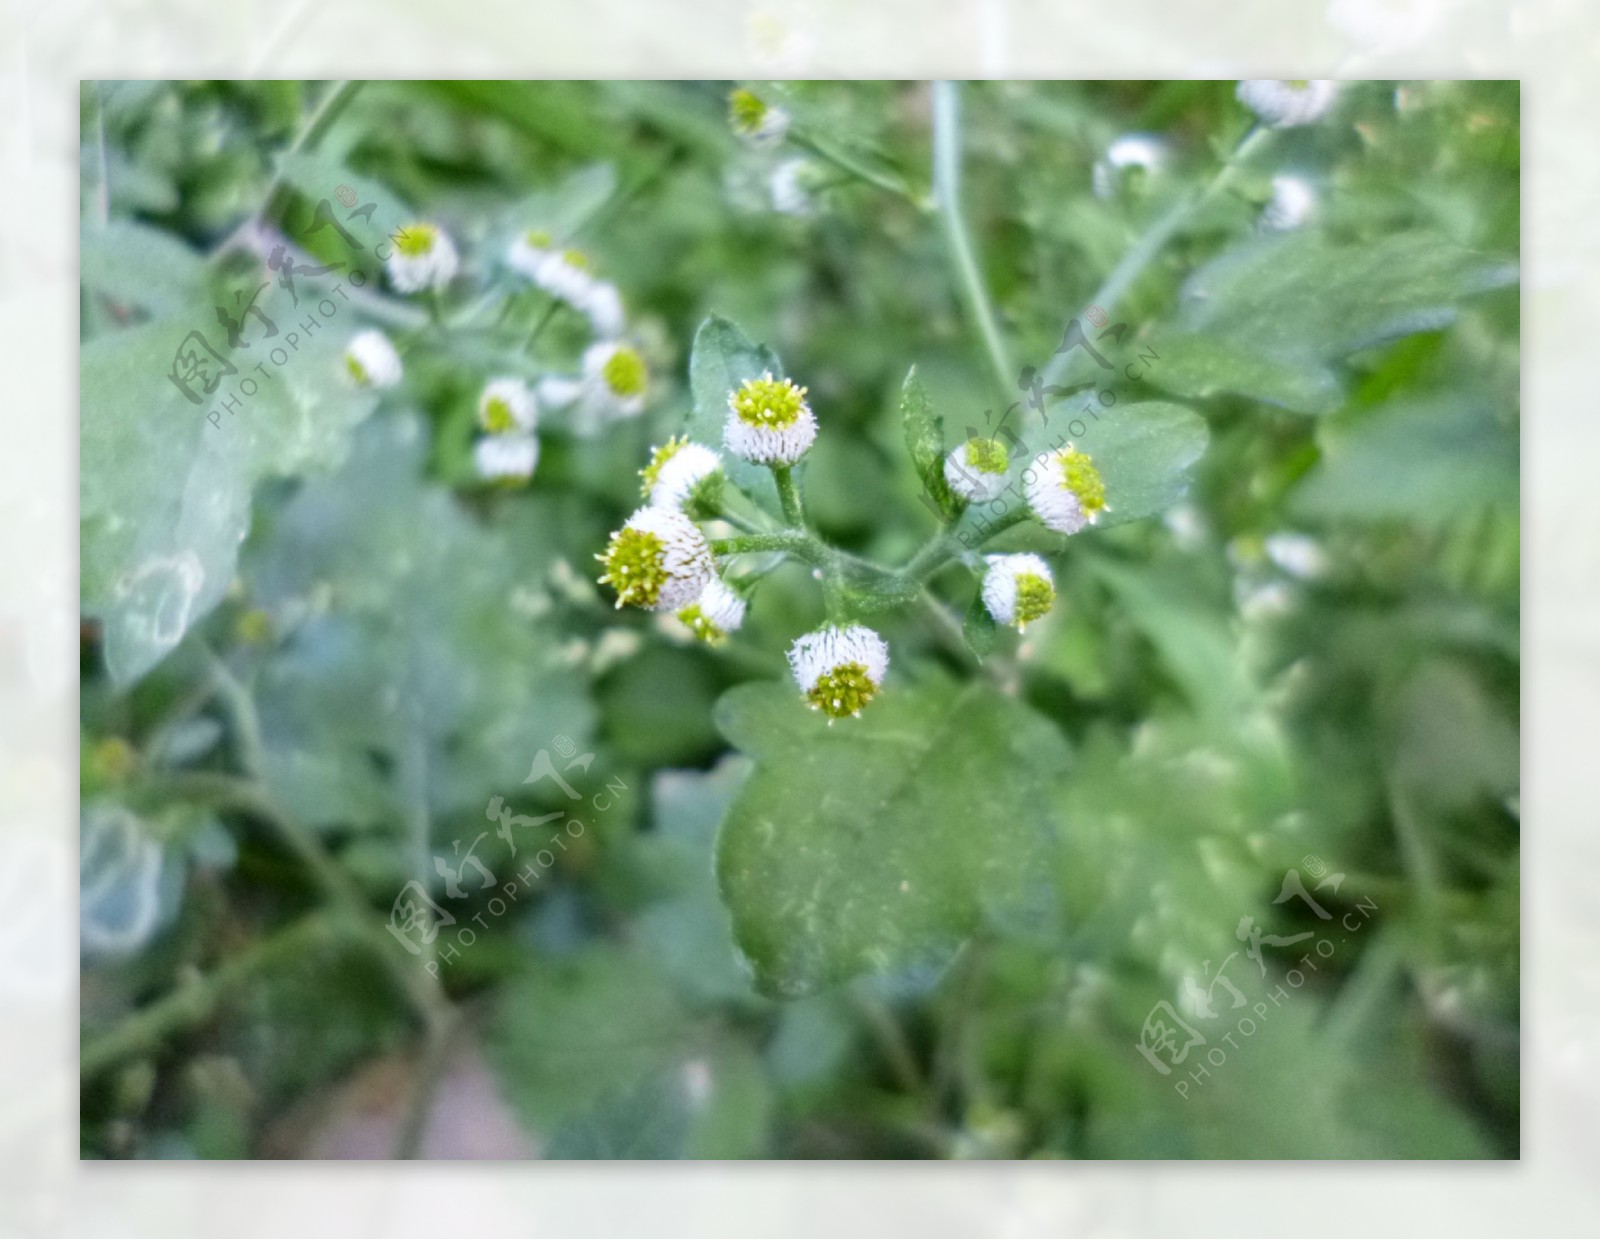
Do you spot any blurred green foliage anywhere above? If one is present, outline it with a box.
[79,79,1517,1159]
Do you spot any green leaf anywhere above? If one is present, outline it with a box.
[1081,400,1210,529]
[1292,395,1517,522]
[486,946,773,1158]
[899,365,957,520]
[80,219,214,316]
[1141,331,1344,416]
[832,558,923,617]
[713,678,1070,998]
[685,314,783,514]
[962,590,999,657]
[243,413,595,832]
[1145,231,1517,415]
[499,161,618,246]
[634,758,760,1005]
[80,308,378,685]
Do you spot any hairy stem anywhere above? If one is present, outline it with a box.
[81,913,338,1079]
[771,464,807,528]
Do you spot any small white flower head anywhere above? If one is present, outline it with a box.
[1092,133,1167,198]
[677,575,746,645]
[729,87,790,146]
[385,221,459,294]
[725,372,817,466]
[1260,173,1318,231]
[535,245,600,305]
[343,329,403,389]
[1025,444,1109,536]
[583,280,626,339]
[541,342,650,437]
[1236,80,1339,128]
[787,624,890,721]
[944,436,1011,503]
[474,433,539,484]
[981,553,1057,631]
[477,377,538,434]
[640,436,723,510]
[596,506,712,611]
[769,158,816,216]
[507,227,556,281]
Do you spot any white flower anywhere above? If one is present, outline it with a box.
[474,433,539,483]
[944,436,1011,503]
[596,506,712,611]
[769,158,814,216]
[1265,532,1328,579]
[1236,80,1340,128]
[477,377,538,433]
[385,221,459,294]
[641,436,722,510]
[1327,0,1448,55]
[507,228,556,281]
[1093,133,1167,198]
[981,554,1056,631]
[724,372,817,466]
[787,624,889,720]
[729,87,791,145]
[1260,174,1317,231]
[677,576,746,644]
[583,280,625,339]
[1025,444,1108,536]
[508,233,626,338]
[342,329,403,389]
[540,342,649,437]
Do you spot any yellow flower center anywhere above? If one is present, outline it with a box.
[639,435,686,497]
[482,397,516,433]
[523,228,553,249]
[597,527,667,608]
[807,663,878,719]
[732,374,807,430]
[603,347,648,399]
[1059,448,1107,516]
[1013,573,1054,628]
[345,353,369,385]
[965,436,1009,475]
[394,223,438,258]
[728,88,768,135]
[677,603,727,645]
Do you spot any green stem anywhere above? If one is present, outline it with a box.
[210,79,367,265]
[932,81,1015,399]
[711,532,826,565]
[1043,124,1272,387]
[791,130,930,210]
[201,651,448,1029]
[81,913,338,1079]
[771,464,806,528]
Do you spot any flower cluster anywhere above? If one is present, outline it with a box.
[473,377,539,484]
[507,230,626,339]
[593,357,1114,718]
[333,216,646,485]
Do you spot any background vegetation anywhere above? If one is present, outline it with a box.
[79,79,1519,1159]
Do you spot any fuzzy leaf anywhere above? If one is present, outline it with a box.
[899,365,958,520]
[686,315,783,514]
[713,678,1069,997]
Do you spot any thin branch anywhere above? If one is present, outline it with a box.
[932,81,1015,399]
